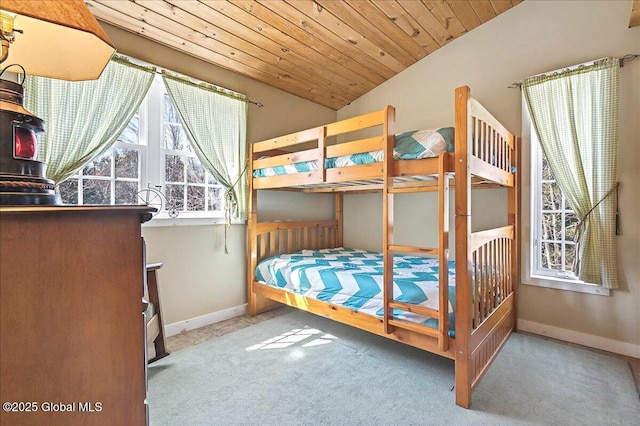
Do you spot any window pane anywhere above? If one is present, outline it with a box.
[540,242,562,270]
[163,94,190,151]
[564,243,577,271]
[541,155,554,180]
[533,134,580,278]
[541,182,562,211]
[118,113,139,144]
[83,155,112,177]
[115,148,139,178]
[59,179,78,204]
[541,213,562,240]
[164,123,188,151]
[565,212,579,241]
[164,93,180,123]
[165,184,184,210]
[115,181,138,204]
[187,186,205,211]
[187,157,205,183]
[165,154,185,182]
[208,187,223,211]
[83,179,111,205]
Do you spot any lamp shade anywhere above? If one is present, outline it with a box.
[1,0,114,81]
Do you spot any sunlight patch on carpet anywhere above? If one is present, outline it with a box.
[245,326,337,351]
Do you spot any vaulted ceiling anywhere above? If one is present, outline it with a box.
[87,0,523,110]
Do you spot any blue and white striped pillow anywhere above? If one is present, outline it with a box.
[394,127,455,159]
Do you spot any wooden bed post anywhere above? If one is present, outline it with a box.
[454,86,473,408]
[508,135,520,330]
[437,153,450,352]
[247,143,279,316]
[382,105,395,334]
[247,142,259,316]
[335,193,343,248]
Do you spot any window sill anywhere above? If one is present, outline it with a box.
[143,216,246,227]
[523,275,610,296]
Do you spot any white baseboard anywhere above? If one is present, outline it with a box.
[518,319,640,359]
[164,304,248,337]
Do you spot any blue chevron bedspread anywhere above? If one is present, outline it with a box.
[255,248,456,333]
[253,128,455,178]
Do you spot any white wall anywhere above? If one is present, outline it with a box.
[343,189,508,253]
[339,0,640,348]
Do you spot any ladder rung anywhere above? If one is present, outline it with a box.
[388,318,439,338]
[388,245,438,255]
[389,185,437,194]
[388,301,439,319]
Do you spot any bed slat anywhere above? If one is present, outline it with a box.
[325,107,389,137]
[253,127,323,152]
[325,136,384,158]
[470,230,514,328]
[388,318,439,338]
[388,245,439,255]
[253,170,323,189]
[253,149,318,169]
[388,301,439,319]
[326,163,384,182]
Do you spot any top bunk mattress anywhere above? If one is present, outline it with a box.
[253,128,454,178]
[255,247,456,333]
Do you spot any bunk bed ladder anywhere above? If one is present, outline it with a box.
[383,151,451,352]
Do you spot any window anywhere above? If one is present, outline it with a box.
[161,92,224,215]
[522,58,619,291]
[59,110,143,205]
[59,76,225,222]
[522,106,609,295]
[531,128,579,278]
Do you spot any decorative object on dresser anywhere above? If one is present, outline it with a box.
[0,205,154,426]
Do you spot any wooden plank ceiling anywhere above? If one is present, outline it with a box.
[631,0,640,28]
[87,0,522,110]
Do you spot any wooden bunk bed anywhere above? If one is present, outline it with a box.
[247,86,519,408]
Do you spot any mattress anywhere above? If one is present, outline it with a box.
[253,127,455,178]
[255,248,456,334]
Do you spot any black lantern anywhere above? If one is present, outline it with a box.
[0,73,59,204]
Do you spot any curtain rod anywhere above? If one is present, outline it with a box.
[115,53,263,107]
[157,69,264,107]
[508,54,639,89]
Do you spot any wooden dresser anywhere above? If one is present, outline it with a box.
[0,206,154,426]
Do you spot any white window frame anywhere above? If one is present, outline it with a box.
[521,98,609,296]
[531,131,578,279]
[145,76,226,224]
[60,112,146,206]
[59,68,239,227]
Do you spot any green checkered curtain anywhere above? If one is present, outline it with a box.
[161,72,248,222]
[523,57,619,288]
[24,56,155,185]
